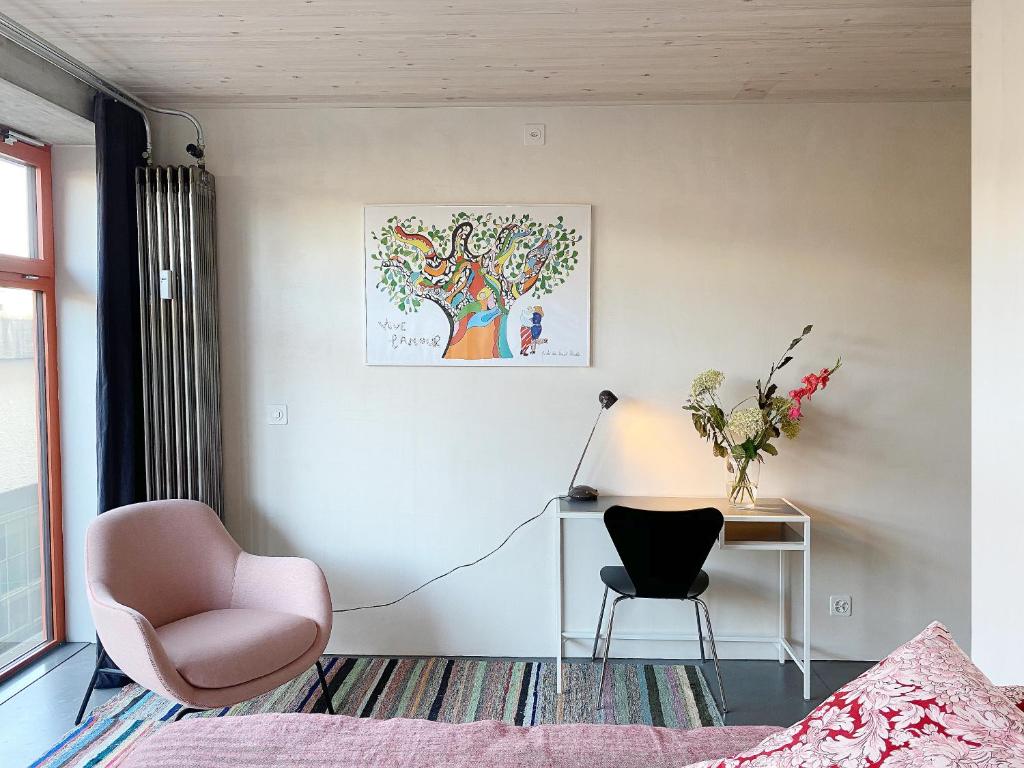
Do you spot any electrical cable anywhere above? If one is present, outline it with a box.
[332,495,565,613]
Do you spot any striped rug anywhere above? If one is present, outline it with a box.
[30,656,723,767]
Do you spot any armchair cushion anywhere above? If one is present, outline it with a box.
[157,608,318,690]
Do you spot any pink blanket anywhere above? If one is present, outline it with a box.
[120,714,780,768]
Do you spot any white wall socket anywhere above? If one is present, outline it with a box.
[524,124,545,146]
[267,404,288,425]
[829,594,853,617]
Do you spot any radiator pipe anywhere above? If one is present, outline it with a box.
[0,12,206,165]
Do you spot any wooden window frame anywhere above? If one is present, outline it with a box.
[0,140,66,681]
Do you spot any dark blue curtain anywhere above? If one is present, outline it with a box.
[93,94,147,687]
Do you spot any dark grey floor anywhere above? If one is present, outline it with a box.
[0,643,119,768]
[0,643,873,768]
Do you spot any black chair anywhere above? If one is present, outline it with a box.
[592,505,728,712]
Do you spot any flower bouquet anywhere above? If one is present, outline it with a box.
[684,325,841,508]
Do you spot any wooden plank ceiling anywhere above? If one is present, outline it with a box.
[1,1,970,107]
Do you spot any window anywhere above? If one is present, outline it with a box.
[0,138,64,679]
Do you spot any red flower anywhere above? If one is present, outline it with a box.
[788,367,836,421]
[800,373,821,396]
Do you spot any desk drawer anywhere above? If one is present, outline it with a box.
[720,521,805,549]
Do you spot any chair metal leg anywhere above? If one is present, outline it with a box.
[315,660,335,715]
[692,600,706,663]
[591,586,610,661]
[596,596,627,709]
[74,651,105,725]
[694,598,728,714]
[173,706,204,722]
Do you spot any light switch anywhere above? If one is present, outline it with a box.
[267,404,288,425]
[524,124,545,146]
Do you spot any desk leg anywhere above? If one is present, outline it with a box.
[778,550,786,664]
[554,514,563,694]
[803,522,811,700]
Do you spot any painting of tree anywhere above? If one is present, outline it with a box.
[366,207,587,363]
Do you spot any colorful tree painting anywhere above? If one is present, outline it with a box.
[369,211,583,360]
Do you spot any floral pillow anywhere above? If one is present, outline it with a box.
[1001,686,1024,713]
[685,622,1024,768]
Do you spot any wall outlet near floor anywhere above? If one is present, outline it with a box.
[829,594,853,617]
[267,404,288,425]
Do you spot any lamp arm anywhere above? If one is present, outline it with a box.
[567,408,604,492]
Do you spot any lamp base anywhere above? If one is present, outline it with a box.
[567,484,599,501]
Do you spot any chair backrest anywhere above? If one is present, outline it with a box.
[86,499,241,628]
[603,505,724,599]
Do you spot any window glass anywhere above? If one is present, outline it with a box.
[0,286,50,669]
[0,156,36,259]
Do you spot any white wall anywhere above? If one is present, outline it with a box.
[971,0,1024,685]
[52,144,98,642]
[155,102,969,661]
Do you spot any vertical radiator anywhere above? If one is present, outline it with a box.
[135,166,224,516]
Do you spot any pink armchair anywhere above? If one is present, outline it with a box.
[76,499,334,723]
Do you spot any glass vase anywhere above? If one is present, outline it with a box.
[724,455,760,509]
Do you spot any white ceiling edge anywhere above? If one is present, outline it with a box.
[151,95,971,112]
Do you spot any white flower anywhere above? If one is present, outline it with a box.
[690,369,725,398]
[726,407,764,443]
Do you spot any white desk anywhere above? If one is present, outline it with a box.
[554,496,812,700]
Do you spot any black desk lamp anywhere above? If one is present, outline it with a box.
[566,390,618,501]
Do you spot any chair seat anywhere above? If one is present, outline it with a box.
[156,608,318,690]
[599,566,710,599]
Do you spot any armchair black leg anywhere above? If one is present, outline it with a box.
[75,644,121,725]
[75,654,104,725]
[172,706,205,721]
[315,661,335,715]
